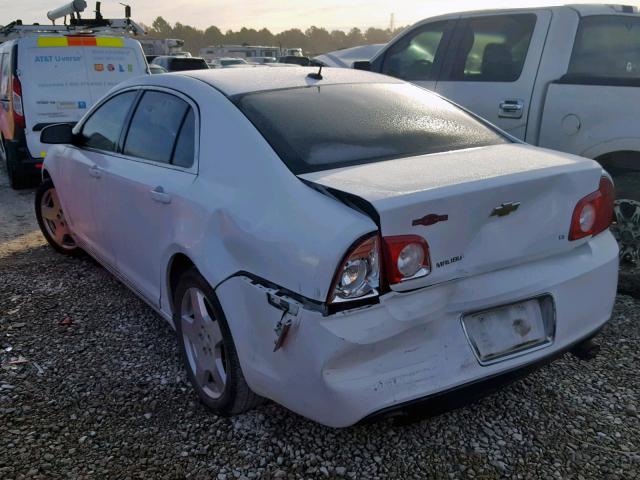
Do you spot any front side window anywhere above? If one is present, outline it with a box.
[80,91,137,152]
[123,91,193,165]
[382,21,448,81]
[235,83,508,174]
[568,16,640,78]
[447,14,536,82]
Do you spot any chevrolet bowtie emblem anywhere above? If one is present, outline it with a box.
[491,202,521,217]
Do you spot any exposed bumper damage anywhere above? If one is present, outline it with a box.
[216,233,619,427]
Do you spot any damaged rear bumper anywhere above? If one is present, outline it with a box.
[215,232,618,427]
[360,326,603,424]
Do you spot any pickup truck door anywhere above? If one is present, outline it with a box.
[435,11,552,140]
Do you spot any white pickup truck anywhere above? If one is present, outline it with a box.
[323,4,640,268]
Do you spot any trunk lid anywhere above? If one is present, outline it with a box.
[300,144,604,291]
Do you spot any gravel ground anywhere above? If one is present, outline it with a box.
[1,165,639,479]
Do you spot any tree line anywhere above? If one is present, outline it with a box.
[146,17,406,56]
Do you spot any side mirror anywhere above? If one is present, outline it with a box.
[41,123,74,144]
[353,61,371,71]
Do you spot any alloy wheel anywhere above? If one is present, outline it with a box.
[180,287,227,399]
[40,188,76,250]
[612,199,640,265]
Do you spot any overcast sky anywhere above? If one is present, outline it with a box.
[4,0,640,32]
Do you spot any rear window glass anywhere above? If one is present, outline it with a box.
[234,83,508,174]
[568,16,640,78]
[169,58,209,71]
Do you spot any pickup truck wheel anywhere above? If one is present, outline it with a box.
[35,178,81,255]
[596,153,640,269]
[174,268,263,416]
[612,199,640,265]
[607,170,640,267]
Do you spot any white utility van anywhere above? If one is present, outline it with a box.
[0,34,148,188]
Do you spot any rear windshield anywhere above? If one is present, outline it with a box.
[235,83,508,174]
[169,58,209,71]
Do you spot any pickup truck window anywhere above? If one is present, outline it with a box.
[381,21,449,81]
[568,16,640,79]
[446,14,536,82]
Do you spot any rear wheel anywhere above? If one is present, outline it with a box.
[174,268,263,415]
[35,178,81,255]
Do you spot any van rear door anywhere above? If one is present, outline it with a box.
[19,36,147,159]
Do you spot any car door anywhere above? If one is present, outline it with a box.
[376,18,457,92]
[98,88,198,307]
[435,11,552,140]
[59,90,138,264]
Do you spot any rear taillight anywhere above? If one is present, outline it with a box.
[382,235,431,284]
[329,233,432,305]
[328,234,380,304]
[569,176,615,241]
[12,76,25,129]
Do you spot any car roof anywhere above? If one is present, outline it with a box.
[180,66,402,97]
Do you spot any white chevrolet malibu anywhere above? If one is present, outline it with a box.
[35,67,619,427]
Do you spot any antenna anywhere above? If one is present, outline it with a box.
[307,64,323,80]
[119,3,131,19]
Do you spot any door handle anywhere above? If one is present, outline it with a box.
[150,186,172,204]
[499,99,524,119]
[88,165,102,178]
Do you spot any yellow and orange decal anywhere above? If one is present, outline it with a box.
[37,37,125,48]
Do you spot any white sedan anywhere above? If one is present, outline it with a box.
[35,67,619,427]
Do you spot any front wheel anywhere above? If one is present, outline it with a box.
[174,268,263,415]
[35,178,81,255]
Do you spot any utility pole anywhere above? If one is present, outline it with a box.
[389,13,395,32]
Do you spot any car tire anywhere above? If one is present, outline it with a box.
[35,178,82,255]
[174,268,263,415]
[5,140,30,190]
[611,174,640,261]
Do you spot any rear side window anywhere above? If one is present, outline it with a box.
[80,91,137,152]
[447,14,536,82]
[168,58,209,71]
[235,83,508,174]
[173,109,196,168]
[123,91,193,166]
[382,21,449,81]
[568,16,640,78]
